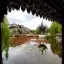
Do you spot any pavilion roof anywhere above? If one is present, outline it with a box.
[1,0,64,23]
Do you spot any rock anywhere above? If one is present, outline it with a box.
[55,36,62,44]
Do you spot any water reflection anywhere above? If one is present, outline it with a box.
[2,37,62,64]
[38,43,47,55]
[49,38,62,58]
[10,36,62,58]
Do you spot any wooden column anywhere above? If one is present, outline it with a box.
[0,22,3,64]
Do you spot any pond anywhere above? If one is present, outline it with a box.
[2,37,62,64]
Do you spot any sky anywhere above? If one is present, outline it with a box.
[6,8,52,30]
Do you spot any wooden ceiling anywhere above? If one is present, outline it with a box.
[1,0,64,23]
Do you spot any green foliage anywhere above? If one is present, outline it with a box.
[50,21,62,38]
[31,29,40,34]
[45,28,50,39]
[58,24,62,33]
[45,28,50,34]
[1,16,11,60]
[45,35,50,39]
[31,22,48,34]
[31,30,37,34]
[48,21,62,57]
[35,29,40,34]
[49,38,62,57]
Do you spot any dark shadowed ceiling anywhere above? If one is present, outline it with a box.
[1,0,64,23]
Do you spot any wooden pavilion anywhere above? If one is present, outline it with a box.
[0,0,64,23]
[0,0,64,64]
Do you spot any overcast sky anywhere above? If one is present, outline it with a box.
[6,8,52,30]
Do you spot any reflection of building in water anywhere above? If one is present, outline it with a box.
[38,43,47,55]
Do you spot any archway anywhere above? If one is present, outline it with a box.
[0,0,63,64]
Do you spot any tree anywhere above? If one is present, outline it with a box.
[1,16,11,60]
[37,22,47,34]
[35,29,40,34]
[31,30,37,34]
[50,21,62,38]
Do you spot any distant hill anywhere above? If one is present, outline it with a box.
[9,24,31,36]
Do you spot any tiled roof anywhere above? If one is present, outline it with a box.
[1,0,64,23]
